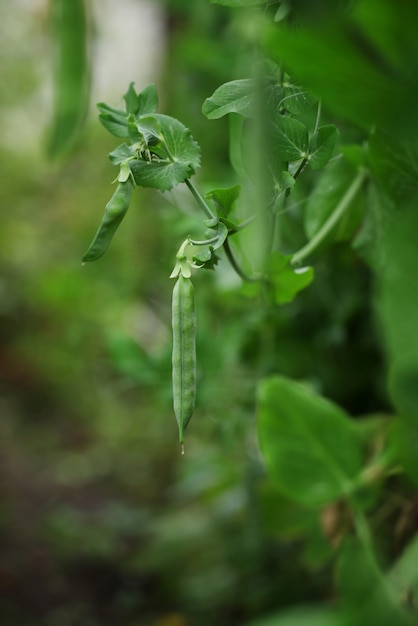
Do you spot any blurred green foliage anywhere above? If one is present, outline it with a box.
[1,1,418,626]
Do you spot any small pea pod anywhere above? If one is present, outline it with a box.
[82,181,132,262]
[172,275,196,446]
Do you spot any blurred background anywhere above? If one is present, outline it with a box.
[0,1,388,625]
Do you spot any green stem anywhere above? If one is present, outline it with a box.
[292,157,308,182]
[184,178,216,221]
[314,99,322,134]
[189,235,219,246]
[223,238,258,283]
[291,169,367,266]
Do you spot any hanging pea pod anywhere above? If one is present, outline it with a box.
[82,181,132,262]
[48,0,90,157]
[172,275,196,447]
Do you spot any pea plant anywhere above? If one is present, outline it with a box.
[80,0,418,624]
[82,75,342,443]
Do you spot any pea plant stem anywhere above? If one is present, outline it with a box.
[223,238,258,283]
[185,178,216,221]
[291,169,367,266]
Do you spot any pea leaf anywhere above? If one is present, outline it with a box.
[281,80,316,115]
[337,539,411,626]
[308,125,339,170]
[202,79,257,119]
[205,185,241,219]
[129,114,200,191]
[305,159,364,243]
[123,82,139,115]
[108,143,134,165]
[368,128,418,203]
[97,103,129,138]
[263,22,397,131]
[137,83,158,115]
[267,253,314,304]
[257,375,363,506]
[388,533,418,598]
[272,116,309,162]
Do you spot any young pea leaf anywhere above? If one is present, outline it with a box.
[108,143,134,165]
[267,253,314,304]
[202,79,257,119]
[97,103,129,138]
[272,116,309,162]
[123,82,139,115]
[192,247,220,270]
[117,162,132,183]
[205,185,241,218]
[129,114,200,191]
[137,83,158,115]
[134,115,162,145]
[308,125,339,170]
[257,375,363,506]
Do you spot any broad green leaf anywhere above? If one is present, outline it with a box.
[263,22,399,132]
[375,202,418,482]
[202,79,257,119]
[337,539,411,626]
[352,182,395,268]
[123,82,139,115]
[267,253,313,304]
[137,83,158,115]
[308,125,339,170]
[305,159,364,243]
[368,129,418,203]
[129,114,200,190]
[248,606,342,626]
[97,103,129,138]
[129,160,189,191]
[378,204,418,392]
[108,143,134,165]
[272,116,309,162]
[281,80,316,115]
[257,376,363,505]
[205,185,241,219]
[48,0,89,157]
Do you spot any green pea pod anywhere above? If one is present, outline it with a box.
[82,181,132,262]
[48,0,90,157]
[172,275,196,446]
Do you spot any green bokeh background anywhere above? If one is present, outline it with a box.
[1,1,415,625]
